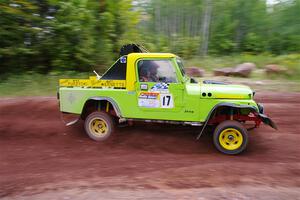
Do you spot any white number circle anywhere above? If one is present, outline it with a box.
[160,94,174,108]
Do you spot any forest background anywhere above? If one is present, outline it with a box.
[0,0,299,95]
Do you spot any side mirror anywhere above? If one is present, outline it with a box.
[190,77,198,83]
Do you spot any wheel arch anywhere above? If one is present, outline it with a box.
[196,103,259,139]
[81,97,122,119]
[205,102,259,122]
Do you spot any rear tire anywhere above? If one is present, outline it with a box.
[84,111,114,141]
[213,120,248,155]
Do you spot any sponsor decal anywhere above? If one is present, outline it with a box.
[59,79,126,88]
[150,83,169,93]
[138,91,174,108]
[138,92,160,108]
[140,84,148,90]
[120,56,127,63]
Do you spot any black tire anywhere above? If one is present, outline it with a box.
[84,111,114,141]
[213,120,248,155]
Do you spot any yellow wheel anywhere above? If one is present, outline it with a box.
[213,120,248,155]
[219,128,243,150]
[89,118,108,136]
[84,111,114,141]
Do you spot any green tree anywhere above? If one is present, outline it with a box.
[0,0,39,73]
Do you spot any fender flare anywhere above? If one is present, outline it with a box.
[196,103,258,140]
[204,102,258,122]
[206,103,277,129]
[82,97,122,118]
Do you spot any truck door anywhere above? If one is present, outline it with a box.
[135,59,184,119]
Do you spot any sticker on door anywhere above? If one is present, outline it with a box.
[138,92,174,108]
[160,94,174,108]
[138,92,160,108]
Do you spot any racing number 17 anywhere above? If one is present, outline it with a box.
[161,94,173,108]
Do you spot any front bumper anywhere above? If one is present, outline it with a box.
[259,113,277,129]
[257,103,277,130]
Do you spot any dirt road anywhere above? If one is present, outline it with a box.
[0,92,299,199]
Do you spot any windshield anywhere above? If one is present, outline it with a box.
[176,57,186,77]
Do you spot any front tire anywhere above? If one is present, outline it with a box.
[84,111,114,141]
[213,120,248,155]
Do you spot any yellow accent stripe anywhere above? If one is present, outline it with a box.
[214,94,248,99]
[59,78,126,88]
[106,102,109,112]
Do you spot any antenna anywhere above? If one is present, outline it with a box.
[93,70,101,80]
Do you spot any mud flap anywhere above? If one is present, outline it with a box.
[65,118,80,126]
[259,113,277,130]
[60,113,80,126]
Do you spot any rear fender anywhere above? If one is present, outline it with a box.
[82,97,122,118]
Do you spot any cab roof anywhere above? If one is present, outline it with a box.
[128,52,176,59]
[119,44,176,58]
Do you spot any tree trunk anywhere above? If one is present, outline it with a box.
[200,0,212,56]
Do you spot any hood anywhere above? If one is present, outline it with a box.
[200,81,253,99]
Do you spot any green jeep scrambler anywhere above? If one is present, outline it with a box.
[58,44,276,155]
